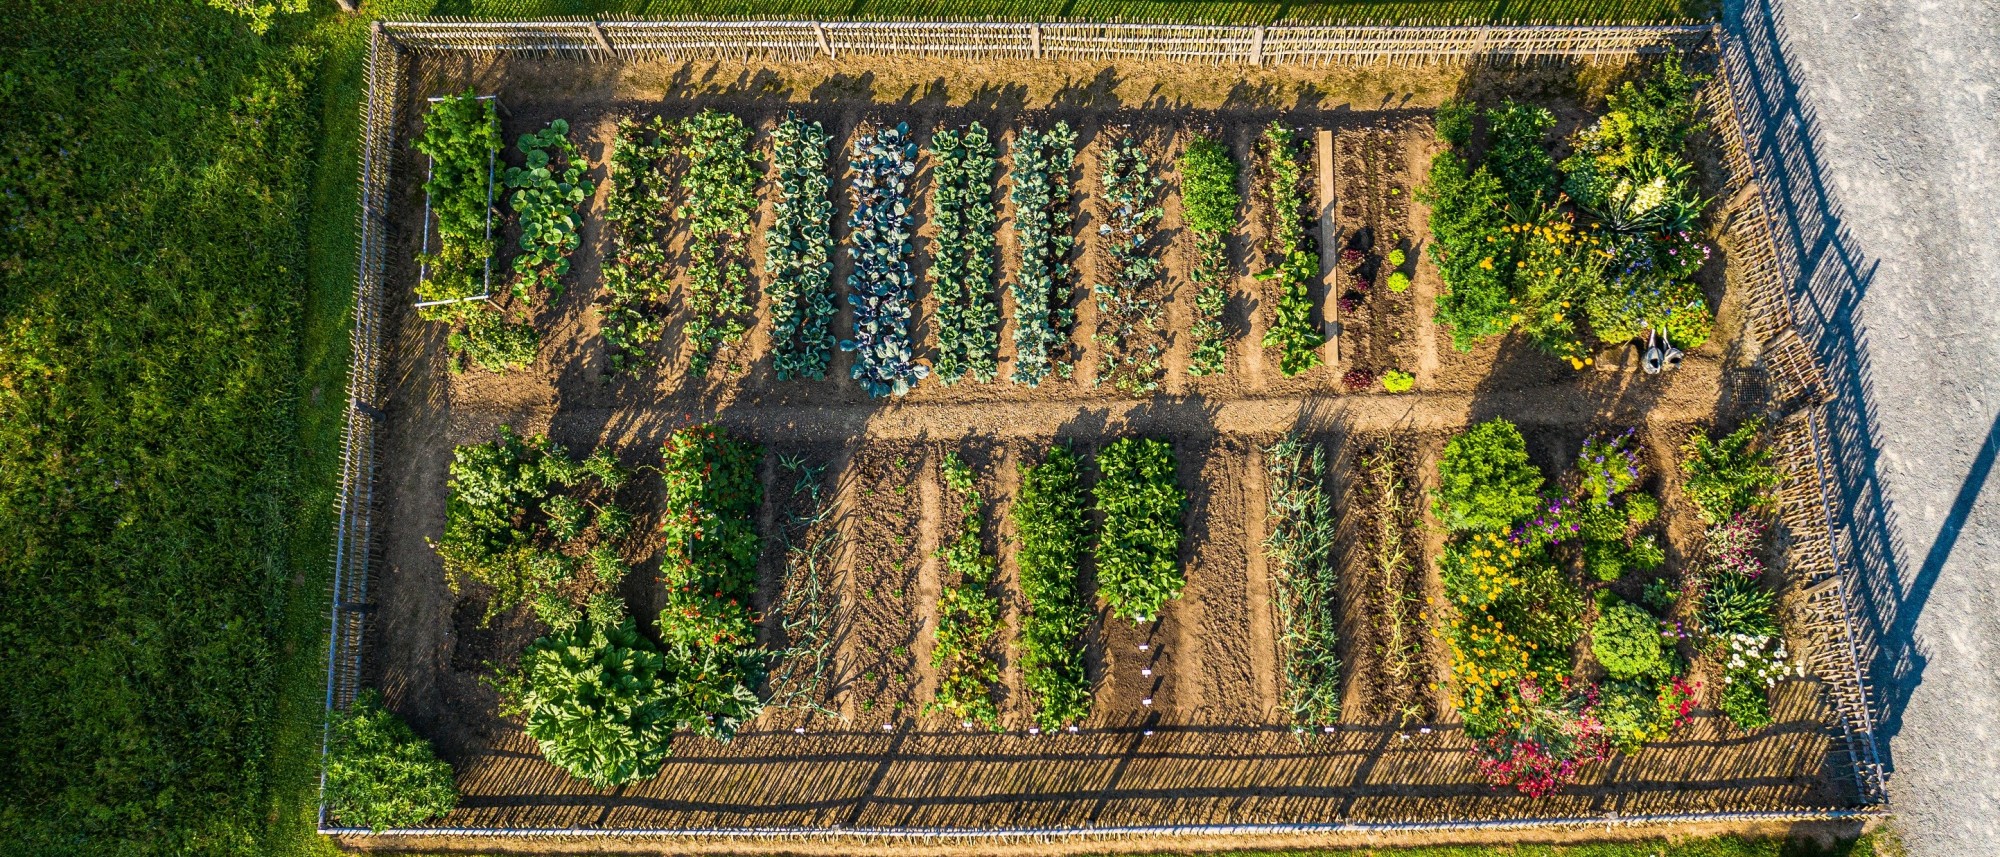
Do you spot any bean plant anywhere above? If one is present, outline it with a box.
[1091,137,1168,396]
[928,453,1001,727]
[929,123,1002,385]
[1013,445,1093,729]
[1179,134,1240,377]
[1093,437,1185,622]
[1255,122,1326,376]
[1008,122,1079,386]
[1264,434,1341,724]
[765,113,836,380]
[602,116,674,373]
[840,122,928,396]
[676,110,758,376]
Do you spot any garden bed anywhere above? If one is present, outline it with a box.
[351,47,1855,839]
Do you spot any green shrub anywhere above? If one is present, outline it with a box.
[1484,102,1558,212]
[325,690,457,831]
[1435,418,1544,532]
[1592,597,1670,681]
[1094,438,1186,622]
[1418,151,1516,349]
[1682,418,1779,524]
[505,614,678,787]
[1435,98,1476,147]
[1014,446,1093,729]
[415,91,501,312]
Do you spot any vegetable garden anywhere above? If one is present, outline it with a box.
[337,41,1866,837]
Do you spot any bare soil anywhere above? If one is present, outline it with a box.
[355,49,1851,840]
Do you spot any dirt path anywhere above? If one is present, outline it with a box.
[1731,0,2000,851]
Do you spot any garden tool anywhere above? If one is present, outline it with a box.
[1642,329,1664,374]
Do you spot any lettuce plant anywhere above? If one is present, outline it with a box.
[1013,445,1092,729]
[840,122,928,396]
[1179,135,1239,377]
[1093,437,1185,622]
[929,123,1002,384]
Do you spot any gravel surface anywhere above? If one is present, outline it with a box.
[1728,0,2000,853]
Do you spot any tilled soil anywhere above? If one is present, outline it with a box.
[356,50,1853,837]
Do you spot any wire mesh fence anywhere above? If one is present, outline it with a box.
[320,16,1886,837]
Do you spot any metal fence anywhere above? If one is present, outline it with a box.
[320,16,1888,838]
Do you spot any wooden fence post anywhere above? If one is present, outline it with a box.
[813,20,834,58]
[588,19,615,58]
[1250,25,1266,65]
[1031,21,1043,59]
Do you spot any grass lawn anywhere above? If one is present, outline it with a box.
[3,0,1714,854]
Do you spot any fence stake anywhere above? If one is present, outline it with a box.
[588,19,615,57]
[1250,25,1266,65]
[813,20,834,58]
[1031,21,1043,59]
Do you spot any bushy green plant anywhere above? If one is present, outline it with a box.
[448,311,538,374]
[1577,429,1644,505]
[1094,438,1186,622]
[1091,137,1169,395]
[1435,418,1544,532]
[1698,571,1778,641]
[1386,271,1411,293]
[1418,150,1516,349]
[766,112,837,380]
[1255,122,1327,376]
[325,690,457,831]
[929,453,1001,726]
[1434,98,1476,147]
[1484,102,1557,212]
[504,119,590,299]
[930,123,1002,385]
[1014,446,1093,729]
[1009,122,1080,386]
[841,122,927,396]
[1717,631,1803,730]
[1265,435,1342,724]
[506,614,677,787]
[1440,538,1583,734]
[1592,596,1670,681]
[1381,370,1415,393]
[1682,418,1779,524]
[415,91,500,312]
[1180,135,1239,377]
[1597,676,1696,753]
[677,110,758,376]
[601,116,675,374]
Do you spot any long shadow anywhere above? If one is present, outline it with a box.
[1724,0,1949,778]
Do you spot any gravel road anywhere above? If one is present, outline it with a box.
[1727,0,2000,853]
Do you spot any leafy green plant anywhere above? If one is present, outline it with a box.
[601,116,675,374]
[653,424,768,742]
[324,690,457,831]
[1091,136,1169,395]
[1255,122,1326,376]
[1386,271,1411,293]
[1418,149,1515,350]
[1596,675,1696,754]
[1592,596,1670,681]
[1014,445,1093,729]
[1434,97,1476,147]
[448,311,538,374]
[1716,631,1803,730]
[1009,122,1080,386]
[929,453,1001,726]
[1698,570,1778,641]
[1094,438,1185,622]
[842,122,927,396]
[1484,102,1557,213]
[1180,135,1239,377]
[1381,370,1415,393]
[1682,418,1779,524]
[1265,435,1341,724]
[677,109,758,376]
[503,613,678,787]
[1439,533,1583,735]
[930,123,1002,385]
[766,112,836,381]
[1434,418,1544,532]
[504,119,590,299]
[415,91,500,313]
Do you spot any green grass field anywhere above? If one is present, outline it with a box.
[2,0,1718,854]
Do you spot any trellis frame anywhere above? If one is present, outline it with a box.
[319,15,1888,840]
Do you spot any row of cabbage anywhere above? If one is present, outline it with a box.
[418,100,1349,393]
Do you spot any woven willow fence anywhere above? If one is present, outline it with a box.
[320,17,1885,837]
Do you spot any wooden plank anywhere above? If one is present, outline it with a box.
[1316,128,1339,365]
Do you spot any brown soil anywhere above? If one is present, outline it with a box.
[354,50,1845,840]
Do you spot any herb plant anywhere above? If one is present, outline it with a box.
[766,112,837,380]
[929,123,1002,385]
[841,122,928,396]
[1093,437,1185,622]
[1009,122,1080,386]
[1255,122,1326,376]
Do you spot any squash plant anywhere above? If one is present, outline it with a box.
[1090,136,1168,396]
[929,122,1002,385]
[928,453,1002,727]
[505,119,591,300]
[1255,122,1326,377]
[676,109,758,376]
[840,122,928,397]
[1093,437,1185,623]
[765,112,836,381]
[1179,134,1239,377]
[601,116,675,374]
[1008,122,1079,387]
